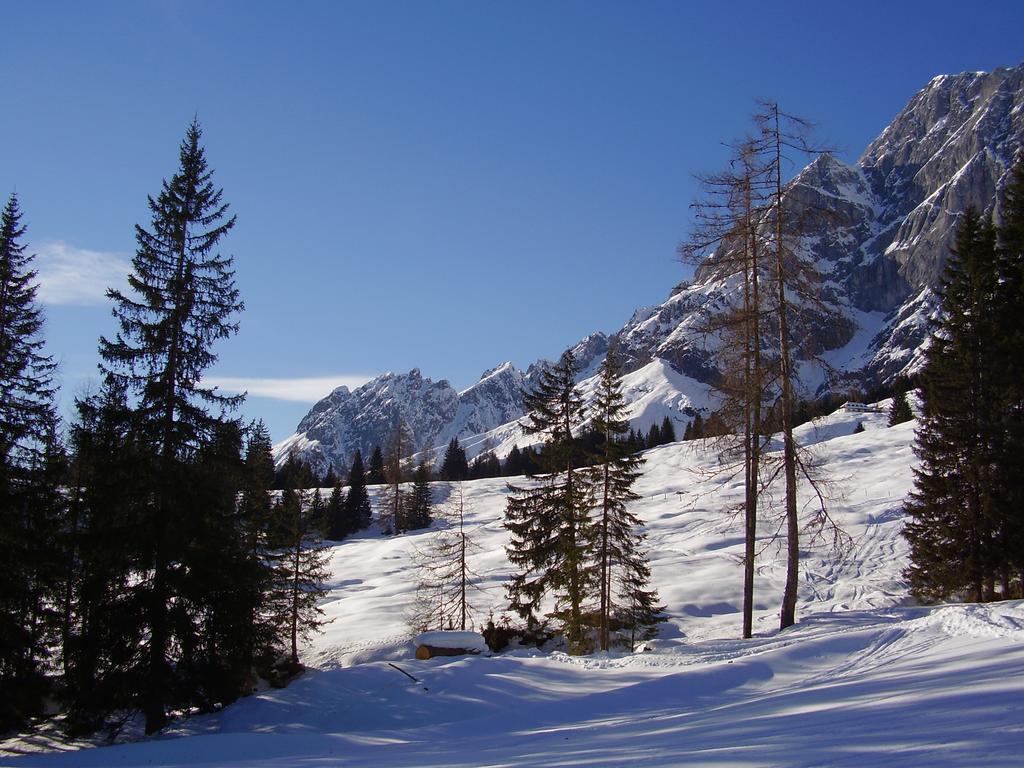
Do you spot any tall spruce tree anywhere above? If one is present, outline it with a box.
[367,445,386,485]
[439,437,469,481]
[0,194,57,469]
[888,390,913,427]
[645,422,661,449]
[0,193,60,727]
[381,419,412,535]
[504,349,595,653]
[403,460,433,532]
[589,347,662,651]
[344,449,372,531]
[239,421,275,556]
[325,478,348,540]
[903,188,1024,602]
[97,120,244,733]
[469,450,501,479]
[63,378,144,733]
[504,445,524,476]
[904,209,1002,602]
[903,158,1024,601]
[994,156,1024,590]
[233,420,279,689]
[659,415,677,444]
[184,420,266,707]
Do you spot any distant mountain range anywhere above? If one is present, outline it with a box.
[275,63,1024,475]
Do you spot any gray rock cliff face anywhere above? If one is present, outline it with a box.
[276,364,528,475]
[277,63,1024,471]
[861,66,1024,290]
[607,63,1024,388]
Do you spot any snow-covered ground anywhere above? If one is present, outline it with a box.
[6,404,1024,767]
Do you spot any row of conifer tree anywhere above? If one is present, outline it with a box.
[0,123,331,735]
[504,348,665,654]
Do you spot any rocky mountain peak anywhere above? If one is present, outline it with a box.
[861,62,1024,288]
[278,63,1024,473]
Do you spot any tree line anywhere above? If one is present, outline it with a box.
[273,410,686,496]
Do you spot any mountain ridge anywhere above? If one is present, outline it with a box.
[275,62,1024,472]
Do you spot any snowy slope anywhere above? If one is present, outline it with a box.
[9,404,1024,766]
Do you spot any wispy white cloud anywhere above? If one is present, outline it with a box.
[203,375,374,403]
[35,241,130,306]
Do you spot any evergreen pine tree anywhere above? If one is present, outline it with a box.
[0,194,57,468]
[904,164,1024,601]
[273,452,314,490]
[504,350,595,653]
[307,488,328,538]
[403,460,433,532]
[888,391,913,427]
[232,419,279,689]
[504,445,524,476]
[589,347,663,651]
[439,437,469,481]
[367,445,386,485]
[62,378,144,733]
[688,413,704,440]
[239,421,275,555]
[322,466,339,488]
[470,450,501,479]
[381,419,412,535]
[344,450,372,531]
[660,415,677,443]
[0,193,60,727]
[519,446,541,475]
[97,120,244,733]
[325,480,348,540]
[645,422,661,449]
[8,418,66,725]
[184,420,268,707]
[905,209,1002,602]
[994,156,1024,588]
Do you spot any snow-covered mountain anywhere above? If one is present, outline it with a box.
[275,364,528,477]
[275,63,1024,471]
[613,64,1024,388]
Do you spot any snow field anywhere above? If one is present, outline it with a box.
[6,406,1024,767]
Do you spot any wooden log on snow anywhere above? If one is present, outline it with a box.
[415,644,479,660]
[413,631,490,659]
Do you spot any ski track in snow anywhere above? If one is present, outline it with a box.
[5,408,1024,767]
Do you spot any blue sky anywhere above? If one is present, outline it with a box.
[4,1,1023,441]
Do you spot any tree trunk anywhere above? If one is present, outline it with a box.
[770,103,800,632]
[292,536,299,663]
[600,458,611,651]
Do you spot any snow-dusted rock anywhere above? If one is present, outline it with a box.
[279,64,1024,473]
[274,364,528,474]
